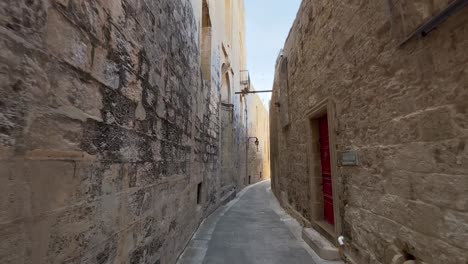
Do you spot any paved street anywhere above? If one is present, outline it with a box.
[178,181,342,264]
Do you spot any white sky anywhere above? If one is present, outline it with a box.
[245,0,302,109]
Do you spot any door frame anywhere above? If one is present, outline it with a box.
[304,98,342,244]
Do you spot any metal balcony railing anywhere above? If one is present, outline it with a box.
[240,70,250,92]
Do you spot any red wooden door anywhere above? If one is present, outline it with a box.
[319,115,334,226]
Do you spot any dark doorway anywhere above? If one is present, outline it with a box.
[319,115,334,226]
[197,182,203,205]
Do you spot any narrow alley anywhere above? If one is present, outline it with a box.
[178,180,340,264]
[1,0,467,264]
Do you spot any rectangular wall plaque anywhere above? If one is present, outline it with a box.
[341,150,358,166]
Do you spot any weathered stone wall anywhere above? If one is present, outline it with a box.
[0,0,250,263]
[215,0,249,192]
[270,1,468,263]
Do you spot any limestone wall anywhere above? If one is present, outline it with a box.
[0,0,252,263]
[270,1,468,263]
[247,93,270,185]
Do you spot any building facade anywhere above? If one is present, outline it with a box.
[0,0,268,263]
[246,91,270,185]
[270,1,468,264]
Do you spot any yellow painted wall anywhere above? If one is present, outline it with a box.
[190,0,269,189]
[246,88,271,183]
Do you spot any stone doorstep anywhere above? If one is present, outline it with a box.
[302,228,340,261]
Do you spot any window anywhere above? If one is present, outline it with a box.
[221,71,231,104]
[197,182,203,205]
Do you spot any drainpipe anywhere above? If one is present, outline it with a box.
[338,236,345,246]
[246,141,249,186]
[245,101,248,186]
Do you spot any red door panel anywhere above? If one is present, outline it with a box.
[319,115,334,226]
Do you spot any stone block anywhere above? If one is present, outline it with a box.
[382,139,468,175]
[391,254,406,264]
[129,162,158,188]
[100,89,137,127]
[46,9,92,71]
[24,114,84,152]
[0,46,50,147]
[398,224,468,264]
[384,245,405,264]
[100,163,125,196]
[91,46,120,90]
[107,24,140,73]
[27,161,78,215]
[0,221,29,264]
[0,160,28,184]
[0,0,48,45]
[34,203,99,264]
[302,227,340,261]
[0,147,15,160]
[121,74,143,103]
[414,172,468,211]
[80,235,118,264]
[97,0,124,20]
[0,182,30,224]
[415,106,458,142]
[375,195,447,240]
[345,206,468,264]
[95,194,123,239]
[57,0,108,43]
[125,187,155,223]
[48,65,103,121]
[442,210,468,249]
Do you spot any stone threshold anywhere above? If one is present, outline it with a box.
[302,227,341,261]
[268,187,344,264]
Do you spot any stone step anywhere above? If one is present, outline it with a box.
[302,228,341,261]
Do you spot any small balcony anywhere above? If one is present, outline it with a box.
[240,70,251,92]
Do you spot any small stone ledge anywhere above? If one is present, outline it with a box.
[204,189,238,219]
[0,146,14,160]
[25,149,96,161]
[302,228,340,261]
[220,189,237,206]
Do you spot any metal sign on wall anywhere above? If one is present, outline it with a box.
[341,150,358,166]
